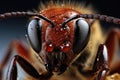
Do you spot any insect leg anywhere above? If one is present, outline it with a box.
[0,40,30,80]
[0,40,30,70]
[94,28,120,80]
[93,44,109,80]
[0,40,52,80]
[105,28,120,74]
[72,44,109,80]
[7,55,40,80]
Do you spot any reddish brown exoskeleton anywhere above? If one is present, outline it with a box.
[0,1,120,80]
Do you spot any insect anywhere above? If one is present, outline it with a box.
[0,1,120,80]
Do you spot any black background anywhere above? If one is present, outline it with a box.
[0,0,120,60]
[0,0,119,17]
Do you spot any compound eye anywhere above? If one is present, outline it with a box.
[45,43,54,53]
[73,18,90,54]
[27,18,42,53]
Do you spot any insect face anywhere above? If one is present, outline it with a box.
[27,8,90,74]
[1,1,120,80]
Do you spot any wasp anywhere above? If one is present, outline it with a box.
[0,1,120,80]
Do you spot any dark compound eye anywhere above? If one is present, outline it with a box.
[27,18,42,53]
[73,18,90,54]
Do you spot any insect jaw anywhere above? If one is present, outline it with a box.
[42,50,68,74]
[43,41,73,73]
